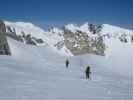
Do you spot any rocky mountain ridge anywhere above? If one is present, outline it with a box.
[1,20,133,56]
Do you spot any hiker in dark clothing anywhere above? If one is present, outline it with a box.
[65,59,69,68]
[85,66,91,79]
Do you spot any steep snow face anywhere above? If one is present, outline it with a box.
[4,21,65,46]
[102,24,133,35]
[4,21,52,46]
[5,21,45,38]
[102,24,133,56]
[7,37,72,60]
[4,21,72,56]
[104,38,133,76]
[45,27,73,56]
[46,27,64,45]
[102,24,133,42]
[101,25,133,76]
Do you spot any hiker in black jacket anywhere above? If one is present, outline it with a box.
[65,59,69,68]
[86,66,91,79]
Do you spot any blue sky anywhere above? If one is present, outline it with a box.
[0,0,133,29]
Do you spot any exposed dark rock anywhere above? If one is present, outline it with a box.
[32,37,44,44]
[25,34,36,45]
[0,20,11,55]
[5,27,44,46]
[54,41,64,50]
[119,34,128,43]
[63,25,105,56]
[0,20,6,33]
[131,36,133,42]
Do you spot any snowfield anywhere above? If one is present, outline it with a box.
[0,37,133,100]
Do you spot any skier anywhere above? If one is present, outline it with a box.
[65,59,69,68]
[85,65,91,79]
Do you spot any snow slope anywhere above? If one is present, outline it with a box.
[5,21,46,40]
[4,21,65,45]
[4,21,72,56]
[0,37,133,100]
[104,38,133,76]
[102,24,133,37]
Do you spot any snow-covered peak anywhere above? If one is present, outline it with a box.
[79,22,90,33]
[64,22,90,33]
[65,24,80,33]
[4,21,65,44]
[5,21,46,38]
[6,21,35,28]
[4,21,73,56]
[102,24,133,36]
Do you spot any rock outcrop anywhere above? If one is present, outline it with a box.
[0,20,11,55]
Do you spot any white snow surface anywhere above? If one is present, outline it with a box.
[0,37,133,100]
[102,24,133,42]
[102,24,133,36]
[65,24,80,33]
[79,22,90,33]
[65,23,90,34]
[104,37,133,76]
[4,21,72,56]
[4,21,64,46]
[5,21,45,38]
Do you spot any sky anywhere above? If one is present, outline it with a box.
[0,0,133,29]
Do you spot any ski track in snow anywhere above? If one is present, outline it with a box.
[0,38,133,100]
